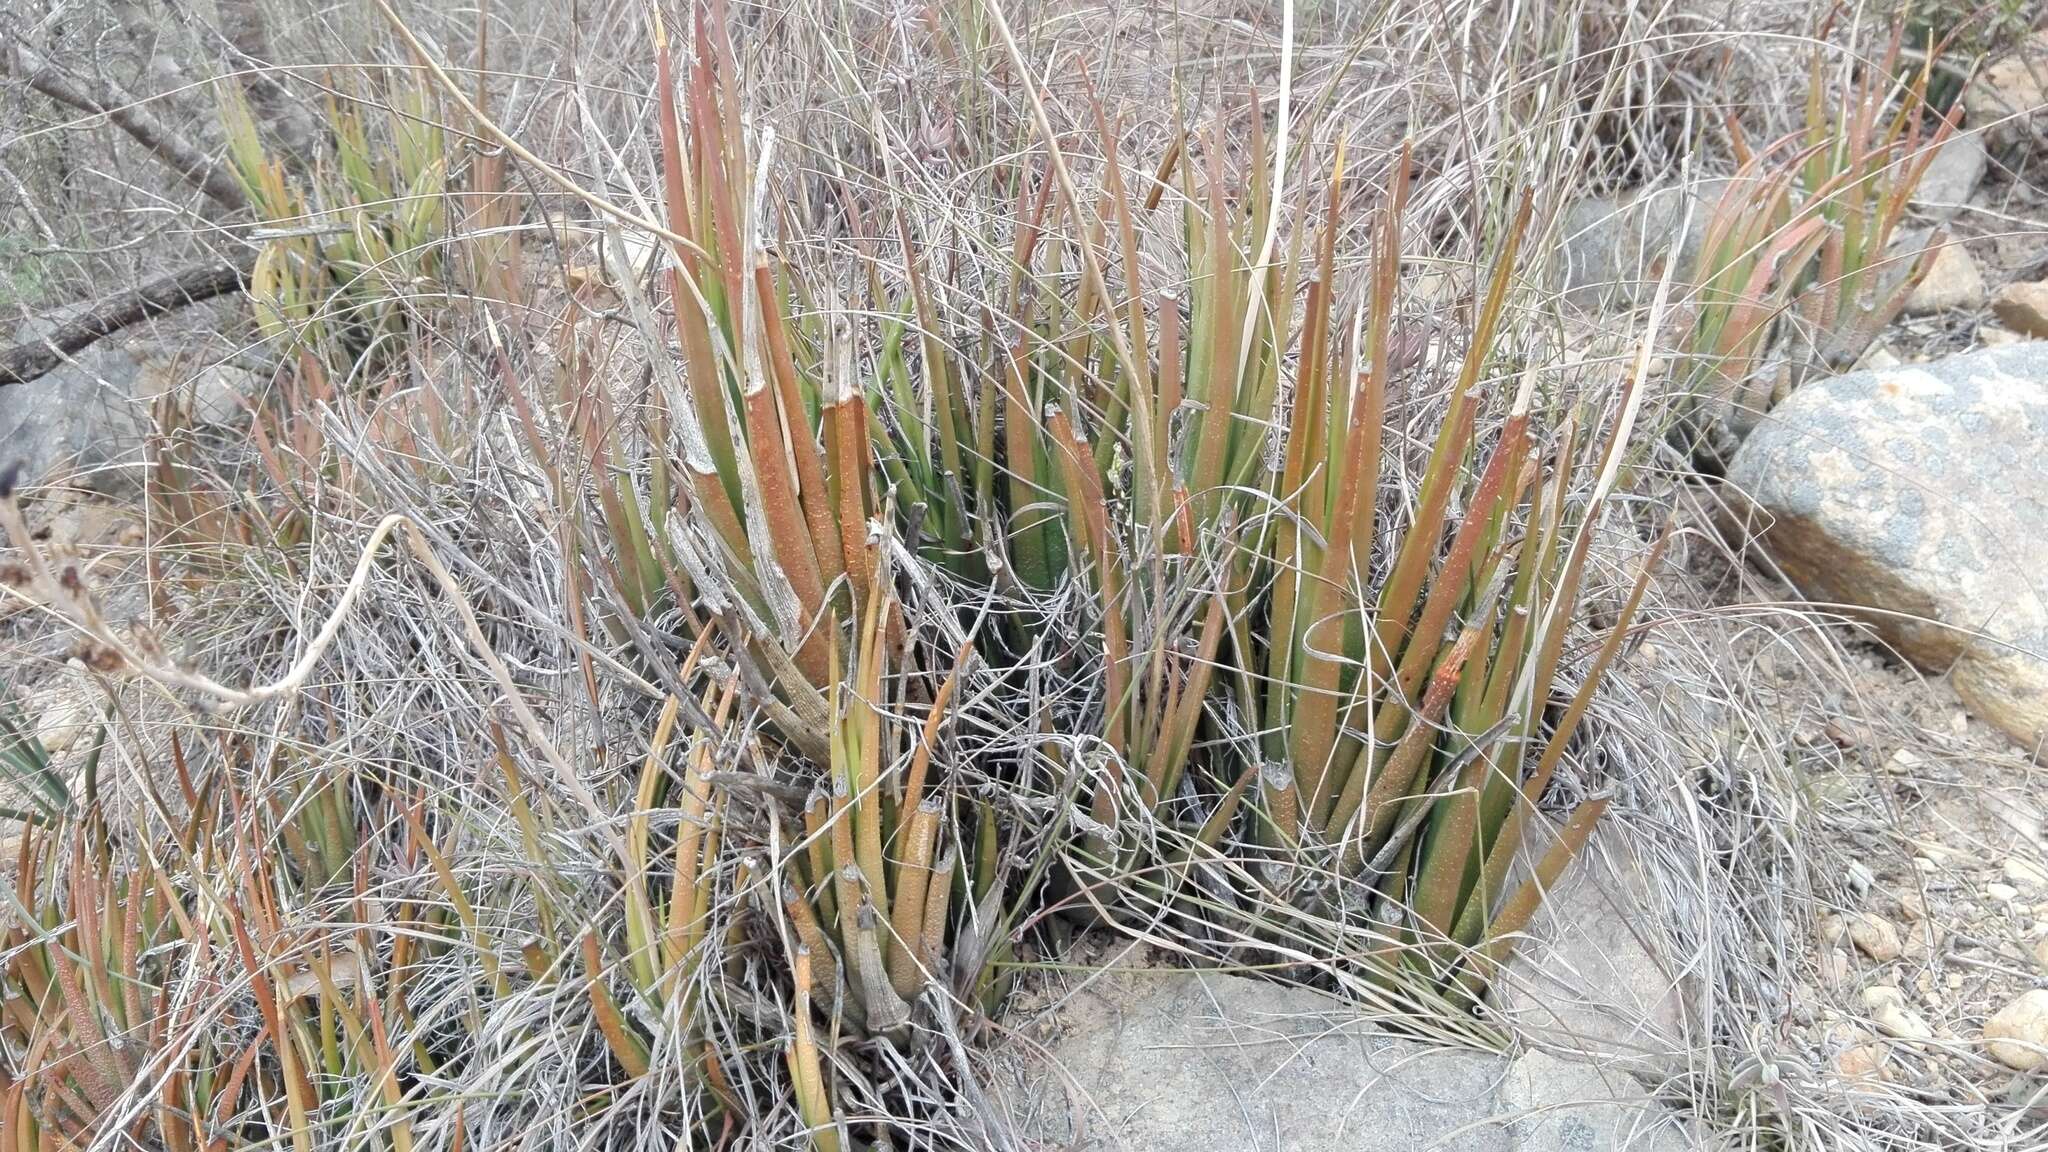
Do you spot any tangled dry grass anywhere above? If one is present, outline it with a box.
[3,1,2043,1150]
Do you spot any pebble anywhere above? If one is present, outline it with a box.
[1914,970,1940,1005]
[1834,1036,1889,1080]
[1903,920,1940,961]
[1864,985,1934,1041]
[1898,889,1929,922]
[1819,947,1852,988]
[1980,323,2027,347]
[1967,32,2048,145]
[25,685,94,754]
[2033,937,2048,970]
[1984,990,2048,1072]
[1822,719,1862,748]
[1987,882,2021,904]
[1829,912,1904,962]
[1993,281,2048,339]
[1903,243,1986,315]
[2005,858,2048,889]
[1992,800,2044,846]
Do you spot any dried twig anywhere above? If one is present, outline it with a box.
[1,32,249,212]
[0,258,251,386]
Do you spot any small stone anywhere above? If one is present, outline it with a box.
[1819,947,1852,988]
[1912,131,1987,220]
[1845,912,1904,962]
[1988,882,2021,903]
[1834,1039,1889,1080]
[1861,344,1903,370]
[1864,985,1934,1041]
[24,685,93,755]
[1898,889,1929,922]
[1903,920,1941,961]
[1965,32,2048,147]
[1992,282,2048,338]
[1980,323,2027,347]
[1557,177,1729,309]
[1915,856,1939,874]
[1878,1005,1935,1043]
[1886,747,1925,775]
[2033,937,2048,970]
[1994,800,2044,847]
[2006,858,2048,888]
[1904,244,1986,315]
[1984,989,2048,1071]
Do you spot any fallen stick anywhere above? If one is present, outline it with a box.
[0,259,251,387]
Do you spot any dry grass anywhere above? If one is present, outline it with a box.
[2,2,2037,1151]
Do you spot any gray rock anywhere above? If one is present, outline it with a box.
[1725,344,2048,756]
[0,311,259,492]
[178,360,260,426]
[1557,180,1727,311]
[1004,968,1513,1151]
[1003,966,1709,1151]
[1499,1052,1699,1152]
[1487,826,1694,1074]
[1,323,151,492]
[1911,131,1987,222]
